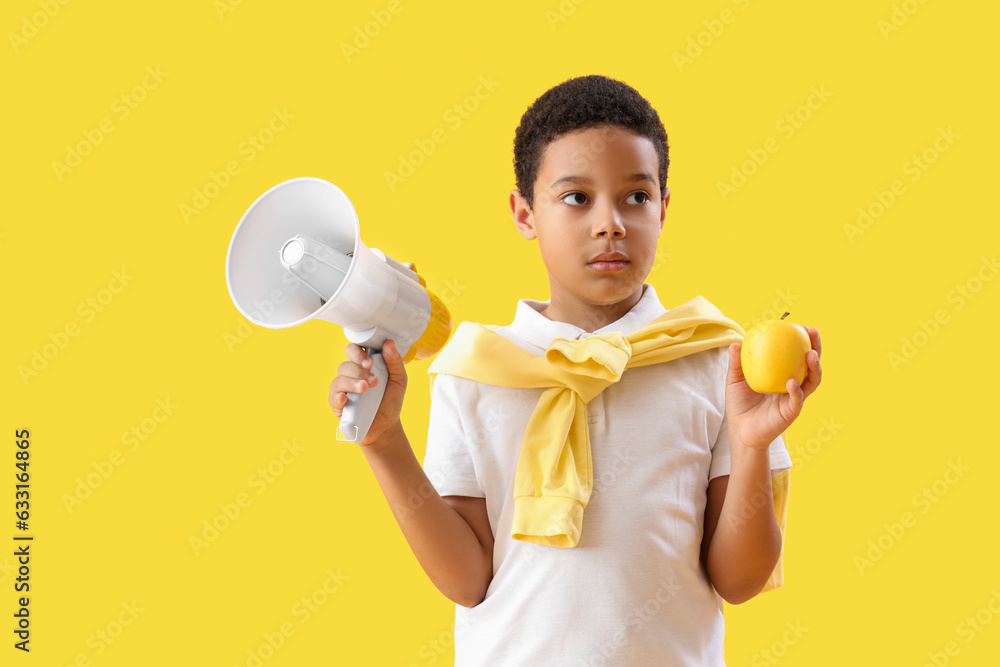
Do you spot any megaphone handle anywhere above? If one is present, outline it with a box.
[337,350,389,443]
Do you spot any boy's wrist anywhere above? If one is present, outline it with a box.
[359,420,407,457]
[727,423,776,454]
[728,433,772,475]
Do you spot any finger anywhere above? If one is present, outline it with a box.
[786,377,805,416]
[346,343,373,369]
[382,339,409,384]
[332,372,376,395]
[337,360,374,382]
[799,349,823,397]
[727,343,746,383]
[807,326,822,359]
[328,389,347,416]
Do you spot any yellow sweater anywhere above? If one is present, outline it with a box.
[428,295,789,590]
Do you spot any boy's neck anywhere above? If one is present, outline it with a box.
[539,286,645,333]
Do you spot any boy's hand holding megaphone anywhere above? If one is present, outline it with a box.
[329,339,409,449]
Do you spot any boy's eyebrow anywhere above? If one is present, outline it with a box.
[549,173,656,188]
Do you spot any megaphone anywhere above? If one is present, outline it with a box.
[225,177,452,442]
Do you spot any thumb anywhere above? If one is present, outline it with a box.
[383,339,408,383]
[727,343,746,383]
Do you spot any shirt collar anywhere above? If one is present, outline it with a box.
[507,283,668,349]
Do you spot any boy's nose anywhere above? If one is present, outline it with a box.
[592,207,626,238]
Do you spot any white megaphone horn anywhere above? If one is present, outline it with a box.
[225,177,452,443]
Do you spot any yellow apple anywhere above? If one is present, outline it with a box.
[740,312,811,394]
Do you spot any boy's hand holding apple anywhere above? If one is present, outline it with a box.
[725,313,823,451]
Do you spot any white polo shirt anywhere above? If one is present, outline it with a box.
[422,284,792,666]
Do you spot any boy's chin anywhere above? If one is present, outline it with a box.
[580,285,645,308]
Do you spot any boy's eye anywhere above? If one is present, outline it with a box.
[626,191,650,205]
[561,192,589,206]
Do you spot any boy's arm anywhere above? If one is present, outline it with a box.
[331,340,494,608]
[360,423,494,608]
[703,333,822,604]
[700,443,782,605]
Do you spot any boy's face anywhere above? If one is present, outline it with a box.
[510,124,669,330]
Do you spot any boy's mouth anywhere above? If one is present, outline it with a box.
[587,252,629,272]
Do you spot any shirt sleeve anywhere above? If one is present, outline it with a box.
[709,412,794,481]
[421,373,485,498]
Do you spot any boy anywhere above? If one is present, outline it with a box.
[329,74,823,665]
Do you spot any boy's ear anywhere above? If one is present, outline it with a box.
[510,189,537,240]
[659,187,670,231]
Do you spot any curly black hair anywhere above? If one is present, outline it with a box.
[513,75,670,210]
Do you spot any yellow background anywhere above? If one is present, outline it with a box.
[4,0,999,664]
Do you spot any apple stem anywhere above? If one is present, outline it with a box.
[781,312,790,320]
